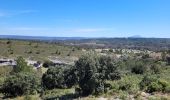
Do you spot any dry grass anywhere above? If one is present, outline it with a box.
[0,39,84,61]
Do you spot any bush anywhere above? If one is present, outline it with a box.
[142,54,150,59]
[75,54,121,95]
[140,75,170,93]
[166,56,170,65]
[6,40,11,44]
[27,50,32,54]
[115,75,141,94]
[131,61,148,74]
[147,82,163,93]
[109,49,113,53]
[158,80,170,93]
[98,56,121,80]
[55,50,61,55]
[118,80,132,91]
[165,85,170,93]
[150,64,162,74]
[140,75,158,92]
[42,65,77,90]
[0,72,41,97]
[94,81,105,95]
[36,51,40,54]
[64,66,78,88]
[43,60,54,68]
[42,66,66,89]
[13,56,33,73]
[75,54,99,95]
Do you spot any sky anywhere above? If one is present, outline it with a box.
[0,0,170,38]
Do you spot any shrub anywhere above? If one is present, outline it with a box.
[118,80,132,91]
[42,66,66,89]
[142,54,150,59]
[158,80,170,93]
[42,65,77,90]
[42,60,54,68]
[72,48,75,52]
[116,75,141,94]
[107,81,119,92]
[64,66,78,88]
[140,75,170,93]
[0,72,41,97]
[150,64,161,74]
[166,56,170,65]
[75,54,100,95]
[55,50,61,55]
[140,75,158,92]
[94,80,105,95]
[109,49,113,53]
[147,82,163,93]
[75,54,121,95]
[98,56,121,80]
[6,40,11,44]
[67,52,71,56]
[131,61,148,74]
[27,50,32,54]
[165,85,170,93]
[36,51,40,54]
[13,56,33,73]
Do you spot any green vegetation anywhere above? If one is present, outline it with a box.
[0,66,12,77]
[75,53,121,95]
[0,56,41,98]
[1,72,41,97]
[42,65,77,89]
[42,60,54,68]
[69,38,170,51]
[0,39,83,60]
[1,39,170,99]
[13,56,33,73]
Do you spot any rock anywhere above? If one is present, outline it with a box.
[141,92,149,97]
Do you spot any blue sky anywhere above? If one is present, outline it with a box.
[0,0,170,38]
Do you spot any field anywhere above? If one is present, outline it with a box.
[0,39,83,61]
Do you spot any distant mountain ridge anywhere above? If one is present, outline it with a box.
[128,35,143,38]
[0,35,87,40]
[0,35,166,41]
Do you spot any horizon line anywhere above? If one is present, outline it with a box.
[1,34,170,39]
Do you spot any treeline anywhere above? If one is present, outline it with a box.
[3,38,170,52]
[64,38,170,51]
